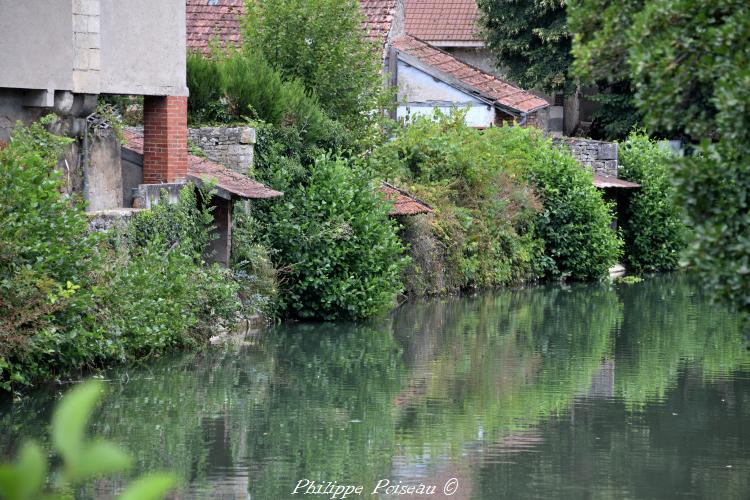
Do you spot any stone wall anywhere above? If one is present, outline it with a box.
[188,126,255,174]
[553,137,618,178]
[87,208,140,232]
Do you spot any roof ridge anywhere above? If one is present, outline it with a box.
[392,35,549,114]
[381,181,434,211]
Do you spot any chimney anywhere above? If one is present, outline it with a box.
[142,95,188,183]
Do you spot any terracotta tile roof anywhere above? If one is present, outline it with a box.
[361,0,397,45]
[123,129,283,200]
[186,0,245,54]
[592,173,641,189]
[405,0,481,43]
[380,182,433,216]
[392,35,549,114]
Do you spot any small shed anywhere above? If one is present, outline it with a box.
[122,129,282,265]
[380,182,433,217]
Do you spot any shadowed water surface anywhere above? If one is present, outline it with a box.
[1,274,749,499]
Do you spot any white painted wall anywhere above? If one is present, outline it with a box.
[0,1,75,92]
[0,0,187,96]
[396,61,495,128]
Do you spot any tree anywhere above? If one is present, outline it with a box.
[572,0,750,311]
[241,0,386,130]
[479,0,640,140]
[477,0,573,95]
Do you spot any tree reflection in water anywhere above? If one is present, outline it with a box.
[0,274,748,499]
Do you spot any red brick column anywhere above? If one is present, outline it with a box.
[142,95,188,183]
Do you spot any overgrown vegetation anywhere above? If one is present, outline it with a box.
[368,112,621,293]
[253,156,407,320]
[571,0,750,312]
[185,5,404,320]
[0,120,247,391]
[618,132,686,273]
[0,381,176,500]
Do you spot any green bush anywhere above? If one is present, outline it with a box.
[0,121,243,390]
[254,156,407,320]
[231,207,279,318]
[368,112,620,290]
[514,127,623,279]
[0,118,100,388]
[111,187,241,347]
[618,131,686,272]
[186,51,223,124]
[218,50,288,124]
[186,50,336,145]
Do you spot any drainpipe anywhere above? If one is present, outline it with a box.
[82,119,90,204]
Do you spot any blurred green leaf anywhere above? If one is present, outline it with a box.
[0,442,47,500]
[51,381,103,464]
[117,473,177,500]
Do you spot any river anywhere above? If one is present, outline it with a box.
[1,274,749,499]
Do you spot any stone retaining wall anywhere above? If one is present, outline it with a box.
[188,126,255,174]
[553,137,618,177]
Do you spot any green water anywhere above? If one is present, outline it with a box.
[2,274,750,499]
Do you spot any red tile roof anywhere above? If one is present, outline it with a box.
[123,129,283,200]
[405,0,481,43]
[392,35,549,114]
[380,182,433,216]
[361,0,397,45]
[186,0,245,54]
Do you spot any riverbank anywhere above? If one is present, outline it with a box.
[2,274,748,499]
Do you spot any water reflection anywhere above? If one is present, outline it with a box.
[1,274,749,499]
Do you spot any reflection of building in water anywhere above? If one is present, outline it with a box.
[189,414,251,500]
[587,359,616,399]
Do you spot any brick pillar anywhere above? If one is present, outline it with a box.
[143,95,188,183]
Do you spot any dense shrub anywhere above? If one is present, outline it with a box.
[231,207,279,318]
[618,132,686,272]
[368,112,546,292]
[186,51,335,145]
[368,112,621,288]
[109,187,242,346]
[186,51,224,123]
[512,128,623,279]
[0,121,243,390]
[254,155,407,320]
[0,118,99,388]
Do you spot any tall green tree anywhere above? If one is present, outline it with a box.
[477,0,572,95]
[241,0,386,130]
[572,0,750,312]
[479,0,639,139]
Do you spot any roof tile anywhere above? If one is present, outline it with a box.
[405,0,481,43]
[123,129,282,200]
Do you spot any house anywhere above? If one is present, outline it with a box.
[0,0,189,191]
[185,0,549,130]
[389,35,549,128]
[381,182,433,217]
